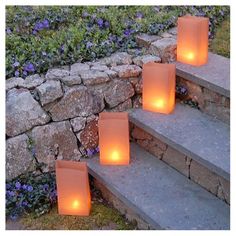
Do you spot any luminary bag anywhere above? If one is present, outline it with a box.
[56,160,91,216]
[98,112,130,165]
[143,62,176,114]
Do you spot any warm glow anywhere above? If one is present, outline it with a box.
[143,62,176,114]
[98,112,130,165]
[56,160,91,216]
[186,52,194,60]
[177,15,209,66]
[154,100,164,108]
[111,150,120,161]
[72,200,80,209]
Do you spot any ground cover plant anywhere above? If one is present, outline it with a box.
[6,6,229,78]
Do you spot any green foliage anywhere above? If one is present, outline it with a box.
[6,6,230,78]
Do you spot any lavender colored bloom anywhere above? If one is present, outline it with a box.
[124,28,133,37]
[97,18,103,28]
[87,149,93,156]
[27,185,33,192]
[86,41,93,49]
[136,12,143,19]
[43,184,49,191]
[14,70,20,77]
[6,28,12,34]
[13,61,20,67]
[24,63,35,72]
[23,71,28,76]
[95,146,100,153]
[82,11,89,18]
[59,45,65,53]
[6,183,11,190]
[104,21,110,28]
[42,19,49,28]
[7,190,15,197]
[22,184,28,190]
[22,201,28,207]
[15,182,21,190]
[32,30,37,35]
[35,22,44,31]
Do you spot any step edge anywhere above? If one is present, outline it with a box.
[87,163,163,229]
[129,115,230,181]
[176,68,230,98]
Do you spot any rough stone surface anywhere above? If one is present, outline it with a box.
[190,160,219,195]
[47,86,104,121]
[31,121,80,171]
[70,116,86,132]
[91,64,109,71]
[86,143,230,230]
[162,146,189,177]
[79,70,110,85]
[132,95,142,108]
[70,63,90,75]
[105,69,118,79]
[46,68,70,80]
[149,38,177,63]
[175,52,230,97]
[104,80,135,108]
[131,126,152,140]
[218,177,230,204]
[135,34,161,48]
[77,119,98,149]
[60,75,82,86]
[22,74,45,89]
[98,52,132,66]
[129,104,230,181]
[36,80,63,106]
[133,55,161,67]
[6,88,50,137]
[6,77,25,91]
[112,65,142,78]
[168,27,177,35]
[6,134,34,180]
[110,99,132,112]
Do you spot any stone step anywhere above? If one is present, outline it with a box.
[85,143,230,230]
[175,52,230,123]
[129,104,230,203]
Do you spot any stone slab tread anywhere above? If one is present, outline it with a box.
[85,143,230,230]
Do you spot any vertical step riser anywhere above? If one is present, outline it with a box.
[130,123,230,204]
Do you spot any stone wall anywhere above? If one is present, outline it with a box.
[130,124,230,204]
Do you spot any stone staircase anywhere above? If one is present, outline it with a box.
[84,49,230,229]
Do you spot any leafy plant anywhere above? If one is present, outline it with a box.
[6,172,57,220]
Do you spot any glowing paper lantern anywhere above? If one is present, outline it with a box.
[177,15,209,66]
[143,62,176,114]
[56,160,91,216]
[98,112,130,165]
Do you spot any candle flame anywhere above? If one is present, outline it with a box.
[186,52,194,60]
[111,151,119,161]
[72,200,80,209]
[154,100,164,108]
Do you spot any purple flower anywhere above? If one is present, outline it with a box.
[13,61,20,67]
[10,214,18,221]
[82,11,89,18]
[7,190,15,197]
[97,18,104,28]
[95,146,100,153]
[22,184,28,190]
[43,184,49,191]
[14,70,20,77]
[86,41,93,49]
[59,45,65,53]
[124,28,133,37]
[42,19,49,28]
[24,63,35,72]
[34,22,44,31]
[32,30,37,35]
[104,21,110,28]
[22,201,28,207]
[6,28,12,34]
[15,182,21,190]
[6,183,11,190]
[87,149,93,156]
[136,12,143,19]
[27,185,33,192]
[23,71,28,76]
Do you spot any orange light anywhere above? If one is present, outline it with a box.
[55,160,91,216]
[72,200,80,209]
[111,150,120,161]
[177,15,209,66]
[143,62,176,114]
[98,112,130,165]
